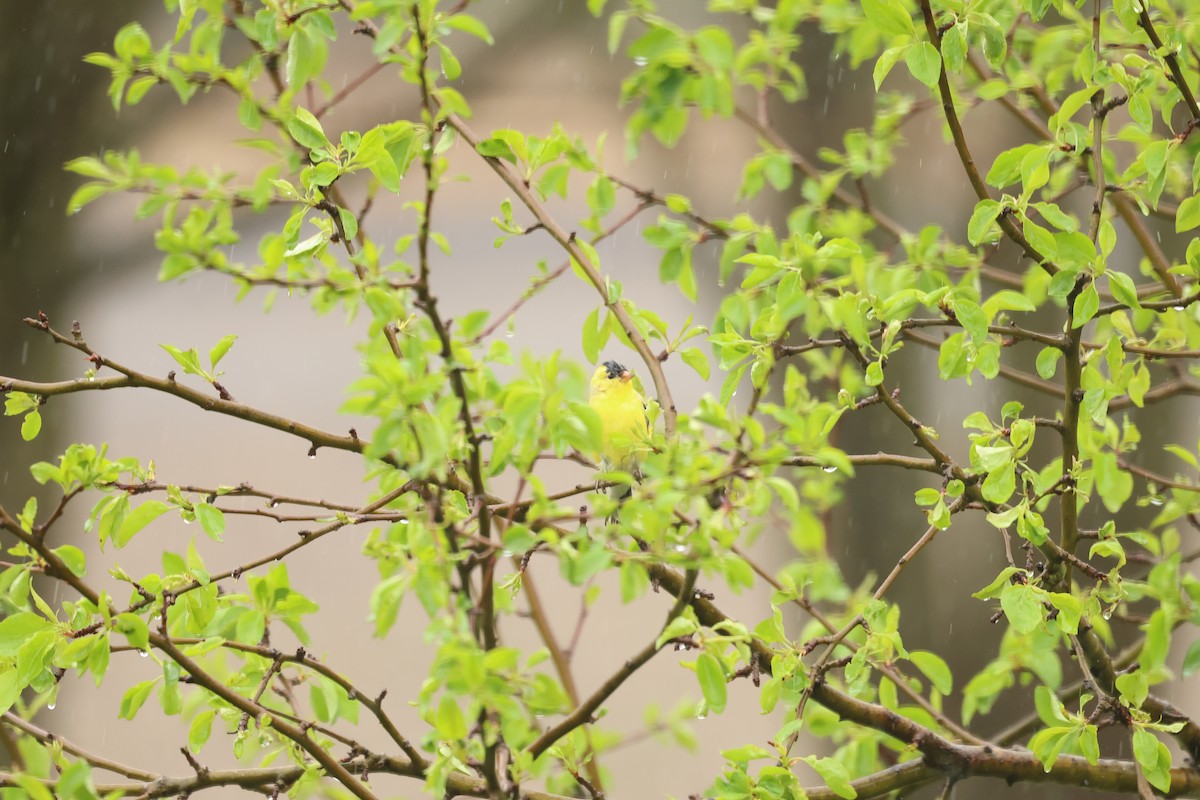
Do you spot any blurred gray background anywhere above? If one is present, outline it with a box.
[1,3,1195,798]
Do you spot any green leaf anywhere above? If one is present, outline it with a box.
[208,335,237,368]
[1071,283,1099,328]
[0,612,53,656]
[1176,195,1200,232]
[442,14,494,44]
[20,410,41,441]
[1107,272,1140,309]
[160,344,206,377]
[114,613,149,650]
[286,26,327,89]
[941,24,966,73]
[435,696,468,740]
[909,650,952,694]
[115,500,170,548]
[1132,728,1172,793]
[194,503,225,541]
[967,200,1001,245]
[696,653,727,714]
[4,392,40,416]
[981,462,1015,502]
[587,175,615,218]
[873,46,908,90]
[1047,592,1081,634]
[0,670,20,718]
[119,678,158,719]
[1183,640,1200,677]
[1141,609,1170,671]
[189,709,216,753]
[1092,452,1132,513]
[802,755,857,799]
[973,567,1022,599]
[1000,583,1043,634]
[581,308,608,365]
[287,107,329,151]
[905,41,942,88]
[679,347,710,380]
[953,298,987,344]
[52,544,86,577]
[861,0,914,37]
[67,182,111,215]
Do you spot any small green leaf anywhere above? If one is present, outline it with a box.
[696,653,727,714]
[679,347,710,380]
[967,200,1001,245]
[160,344,206,377]
[1107,272,1140,309]
[1000,583,1043,634]
[114,613,149,650]
[435,696,468,740]
[209,335,237,369]
[905,41,942,88]
[802,755,856,799]
[909,650,953,694]
[194,503,225,541]
[20,411,41,441]
[287,107,329,151]
[1176,195,1200,232]
[1071,283,1099,328]
[119,678,158,719]
[115,500,170,548]
[861,0,914,37]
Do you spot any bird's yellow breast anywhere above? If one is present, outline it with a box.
[589,379,647,471]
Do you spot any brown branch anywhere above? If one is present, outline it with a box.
[1138,6,1200,121]
[526,569,698,758]
[917,0,1057,276]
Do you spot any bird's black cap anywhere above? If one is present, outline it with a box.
[602,360,628,379]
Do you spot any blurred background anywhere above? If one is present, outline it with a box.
[1,2,1195,798]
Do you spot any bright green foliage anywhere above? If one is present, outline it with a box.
[3,0,1200,798]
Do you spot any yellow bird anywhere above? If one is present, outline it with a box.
[588,360,649,498]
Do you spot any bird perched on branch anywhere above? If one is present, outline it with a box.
[588,359,649,502]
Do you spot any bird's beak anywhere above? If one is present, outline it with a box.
[619,370,632,382]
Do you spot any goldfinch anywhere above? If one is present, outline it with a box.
[588,360,649,498]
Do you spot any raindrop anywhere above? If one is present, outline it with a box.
[139,650,149,658]
[633,57,648,66]
[673,543,687,552]
[20,341,28,365]
[674,642,686,651]
[1149,496,1164,506]
[822,466,837,473]
[1173,306,1185,312]
[696,713,707,720]
[506,330,515,338]
[308,453,317,460]
[47,703,55,711]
